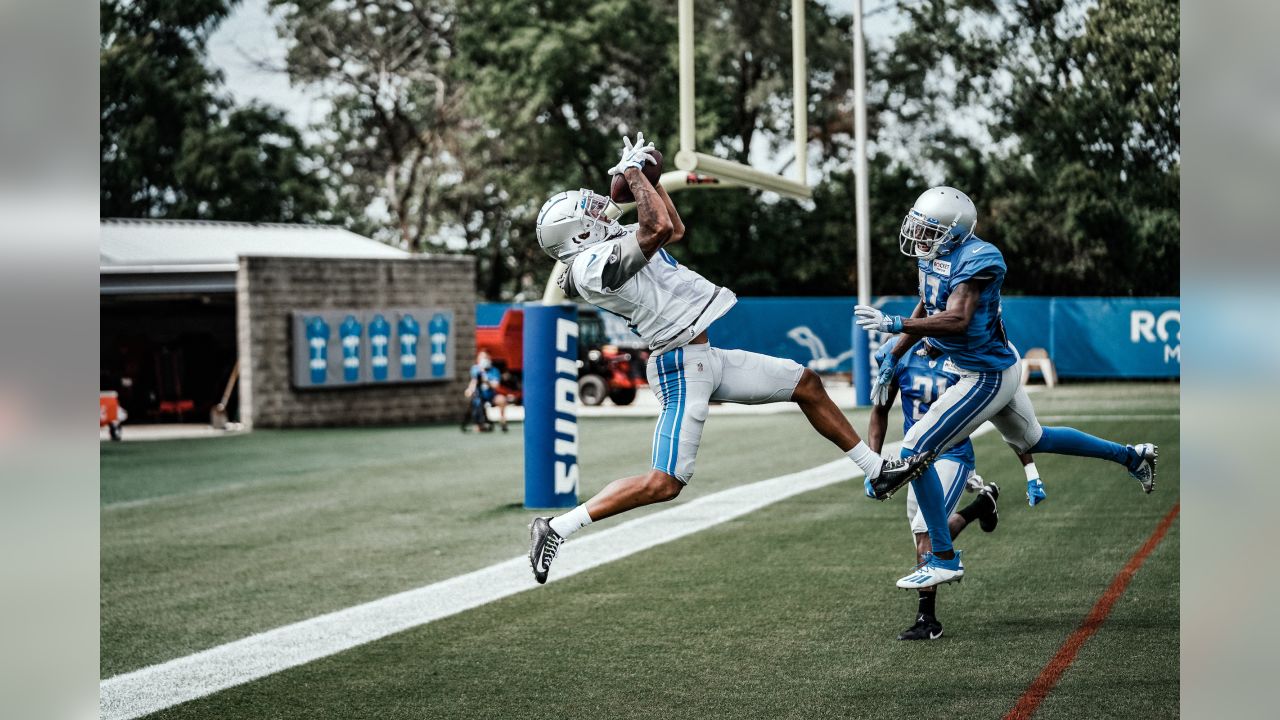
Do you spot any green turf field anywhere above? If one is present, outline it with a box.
[102,382,1178,719]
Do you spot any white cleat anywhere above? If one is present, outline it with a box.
[896,551,965,590]
[1128,443,1158,494]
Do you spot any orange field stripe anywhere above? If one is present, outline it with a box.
[1003,502,1180,720]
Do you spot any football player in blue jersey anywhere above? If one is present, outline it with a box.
[868,337,1038,640]
[855,186,1158,590]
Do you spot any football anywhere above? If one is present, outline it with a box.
[609,148,664,204]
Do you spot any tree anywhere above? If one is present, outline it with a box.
[269,0,464,250]
[875,0,1179,296]
[100,0,326,222]
[450,0,681,297]
[262,0,1177,298]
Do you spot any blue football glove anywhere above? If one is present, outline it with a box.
[869,353,897,406]
[854,304,903,334]
[1026,477,1047,507]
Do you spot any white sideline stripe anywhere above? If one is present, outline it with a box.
[100,426,1007,720]
[1037,413,1179,421]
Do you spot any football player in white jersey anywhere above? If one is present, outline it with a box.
[528,134,934,584]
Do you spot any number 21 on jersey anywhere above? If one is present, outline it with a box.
[910,375,950,420]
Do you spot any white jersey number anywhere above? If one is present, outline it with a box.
[909,375,951,421]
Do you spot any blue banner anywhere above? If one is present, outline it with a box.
[481,296,1179,379]
[477,302,510,328]
[1048,298,1180,378]
[713,296,1181,378]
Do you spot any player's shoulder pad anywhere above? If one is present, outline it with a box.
[952,237,1006,283]
[568,235,643,296]
[566,243,613,293]
[598,231,647,291]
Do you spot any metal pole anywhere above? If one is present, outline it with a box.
[678,0,696,156]
[792,0,807,186]
[852,0,873,407]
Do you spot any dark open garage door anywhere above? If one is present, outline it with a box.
[100,294,238,424]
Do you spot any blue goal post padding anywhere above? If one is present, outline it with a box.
[522,303,580,509]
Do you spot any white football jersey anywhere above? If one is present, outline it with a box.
[559,225,737,355]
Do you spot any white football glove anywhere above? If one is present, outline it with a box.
[607,132,656,176]
[854,304,904,334]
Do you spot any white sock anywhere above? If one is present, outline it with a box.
[1024,462,1040,481]
[549,504,593,539]
[847,441,883,479]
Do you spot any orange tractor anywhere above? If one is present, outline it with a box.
[476,306,644,406]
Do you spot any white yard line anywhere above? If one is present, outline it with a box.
[1036,414,1179,422]
[103,426,1010,720]
[103,481,254,512]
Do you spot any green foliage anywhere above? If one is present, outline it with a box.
[100,0,326,221]
[102,0,1179,297]
[268,0,464,249]
[450,0,681,294]
[878,0,1180,296]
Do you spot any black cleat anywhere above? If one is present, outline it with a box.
[978,482,1000,533]
[897,613,944,641]
[528,517,564,585]
[864,450,938,501]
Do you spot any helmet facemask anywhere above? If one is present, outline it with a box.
[570,189,620,248]
[898,209,973,260]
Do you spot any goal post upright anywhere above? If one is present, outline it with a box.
[791,0,807,187]
[852,0,873,407]
[674,0,812,199]
[679,0,696,159]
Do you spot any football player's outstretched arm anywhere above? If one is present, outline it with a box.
[655,185,685,247]
[888,302,927,361]
[901,281,984,337]
[866,379,899,454]
[624,167,673,258]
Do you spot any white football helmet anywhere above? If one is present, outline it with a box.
[899,186,977,260]
[535,189,622,261]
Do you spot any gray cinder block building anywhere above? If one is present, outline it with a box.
[100,219,475,429]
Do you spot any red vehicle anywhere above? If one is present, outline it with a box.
[100,391,127,441]
[476,306,643,406]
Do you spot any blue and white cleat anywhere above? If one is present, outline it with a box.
[1027,477,1047,507]
[896,551,964,590]
[1127,443,1158,494]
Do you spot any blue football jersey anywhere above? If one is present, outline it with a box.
[916,235,1017,372]
[895,344,976,467]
